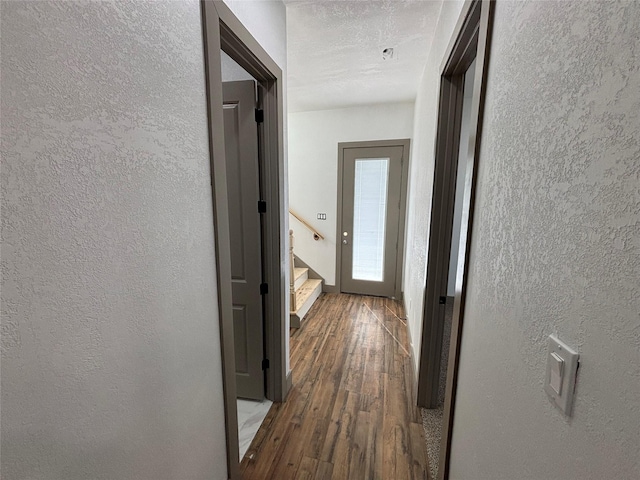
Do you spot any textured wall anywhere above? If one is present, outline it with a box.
[450,1,640,478]
[403,0,464,375]
[1,1,228,479]
[288,102,415,285]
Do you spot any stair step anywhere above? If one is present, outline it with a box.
[293,278,322,311]
[294,267,308,291]
[290,278,322,328]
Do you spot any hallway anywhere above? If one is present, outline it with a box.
[240,293,429,479]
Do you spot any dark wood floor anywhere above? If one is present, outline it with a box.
[240,293,429,479]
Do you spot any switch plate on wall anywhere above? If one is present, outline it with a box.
[317,213,327,220]
[544,334,579,416]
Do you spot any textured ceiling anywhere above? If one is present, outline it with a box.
[286,0,443,112]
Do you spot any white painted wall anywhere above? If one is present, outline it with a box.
[222,0,291,374]
[223,0,286,70]
[221,51,254,82]
[449,1,640,478]
[1,1,227,478]
[1,0,288,478]
[288,102,415,285]
[404,0,639,478]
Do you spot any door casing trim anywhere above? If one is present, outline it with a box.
[335,139,410,300]
[412,0,494,479]
[201,2,288,479]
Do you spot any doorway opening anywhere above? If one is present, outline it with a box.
[201,2,289,479]
[220,51,273,460]
[335,139,410,299]
[415,1,494,479]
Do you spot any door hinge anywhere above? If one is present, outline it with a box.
[255,109,264,123]
[439,296,447,304]
[262,358,270,370]
[258,200,267,213]
[260,283,269,295]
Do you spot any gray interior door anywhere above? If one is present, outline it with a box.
[223,80,264,400]
[340,145,405,297]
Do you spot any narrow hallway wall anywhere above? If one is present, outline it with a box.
[404,2,639,478]
[450,1,640,478]
[1,1,227,478]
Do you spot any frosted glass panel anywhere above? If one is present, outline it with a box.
[352,158,389,282]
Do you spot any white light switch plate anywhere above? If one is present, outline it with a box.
[545,335,579,416]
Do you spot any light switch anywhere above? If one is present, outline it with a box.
[544,335,579,416]
[549,352,564,395]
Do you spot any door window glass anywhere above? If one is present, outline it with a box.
[352,158,389,282]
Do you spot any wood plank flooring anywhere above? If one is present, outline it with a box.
[240,293,430,479]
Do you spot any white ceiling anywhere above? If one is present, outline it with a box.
[285,0,443,113]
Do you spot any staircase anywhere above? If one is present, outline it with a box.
[290,230,323,328]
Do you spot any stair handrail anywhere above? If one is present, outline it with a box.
[288,209,324,241]
[289,229,296,311]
